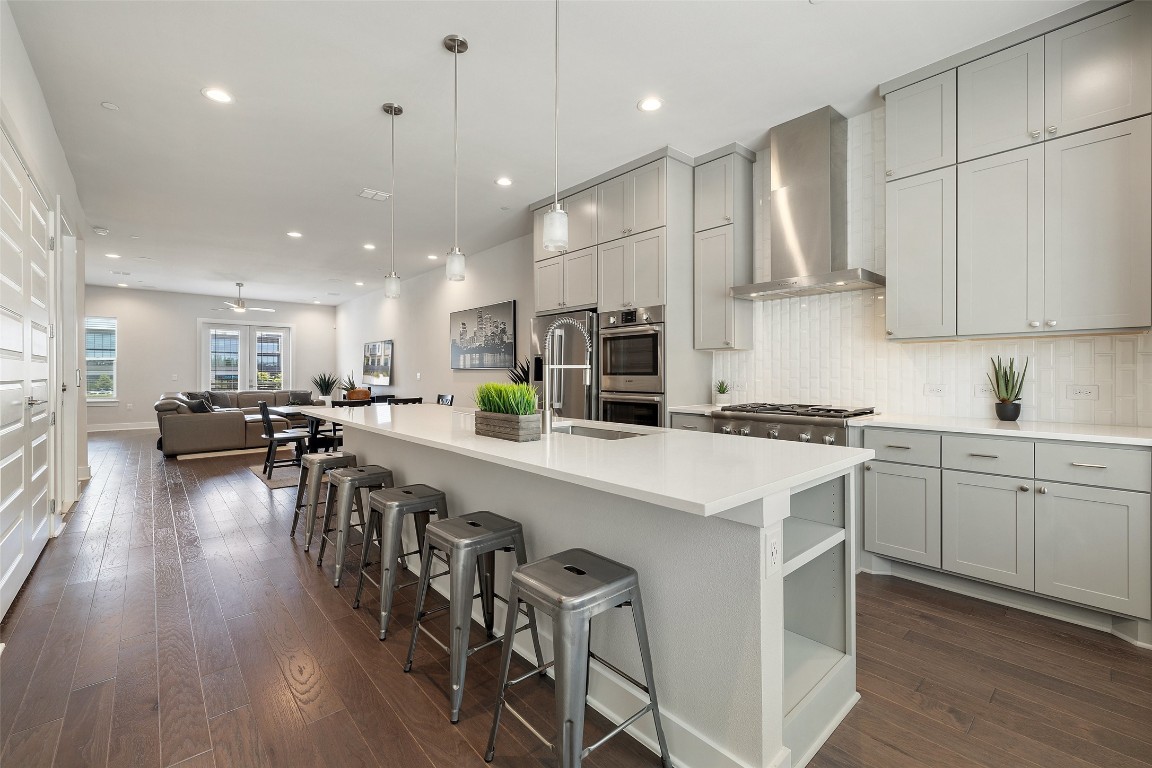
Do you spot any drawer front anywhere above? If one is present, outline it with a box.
[1036,443,1152,493]
[942,435,1034,477]
[864,429,941,467]
[669,413,712,432]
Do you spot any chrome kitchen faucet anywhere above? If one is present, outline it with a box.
[541,315,593,435]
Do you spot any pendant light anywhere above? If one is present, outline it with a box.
[382,102,403,298]
[444,34,468,281]
[542,0,568,252]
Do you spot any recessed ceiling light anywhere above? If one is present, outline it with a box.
[201,87,233,104]
[427,254,438,260]
[93,226,109,236]
[129,235,141,239]
[106,253,120,259]
[495,177,513,187]
[637,96,663,112]
[116,283,128,288]
[100,102,119,111]
[312,300,321,304]
[363,243,376,250]
[354,281,364,286]
[286,231,302,238]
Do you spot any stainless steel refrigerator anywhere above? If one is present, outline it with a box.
[531,310,597,421]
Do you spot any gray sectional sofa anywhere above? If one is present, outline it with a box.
[153,389,320,457]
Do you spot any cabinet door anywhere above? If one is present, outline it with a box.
[597,175,629,244]
[534,256,564,313]
[598,239,627,312]
[563,247,597,308]
[1044,117,1152,332]
[1035,481,1151,620]
[629,229,665,309]
[694,155,734,232]
[885,70,957,181]
[958,38,1044,162]
[563,188,597,253]
[532,206,552,262]
[694,226,734,349]
[864,461,942,568]
[957,145,1044,336]
[1045,1,1152,138]
[885,166,957,338]
[630,161,666,235]
[942,470,1035,590]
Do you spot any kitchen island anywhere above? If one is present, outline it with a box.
[302,404,873,768]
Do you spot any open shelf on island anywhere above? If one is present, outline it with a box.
[783,630,846,715]
[783,517,845,576]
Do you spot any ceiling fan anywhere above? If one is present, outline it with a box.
[213,282,276,313]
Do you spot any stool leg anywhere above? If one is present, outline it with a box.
[485,583,522,763]
[513,537,547,674]
[554,612,591,768]
[291,463,309,536]
[352,508,378,610]
[315,479,337,564]
[446,550,479,724]
[303,466,327,552]
[477,550,496,639]
[331,484,356,587]
[412,511,431,571]
[377,506,406,640]
[403,536,436,673]
[631,591,671,767]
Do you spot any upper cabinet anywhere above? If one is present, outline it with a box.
[694,156,735,231]
[597,160,666,243]
[885,70,957,181]
[958,38,1045,162]
[1045,2,1152,139]
[534,247,598,314]
[564,187,598,253]
[599,228,666,312]
[693,152,753,349]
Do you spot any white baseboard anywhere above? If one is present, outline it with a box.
[78,465,91,481]
[87,421,156,432]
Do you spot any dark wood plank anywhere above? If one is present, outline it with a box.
[106,632,161,768]
[208,706,273,768]
[72,567,128,689]
[306,708,380,768]
[201,665,250,719]
[0,602,56,745]
[54,679,115,768]
[0,718,62,768]
[182,558,238,676]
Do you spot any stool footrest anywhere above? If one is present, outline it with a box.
[502,704,553,752]
[581,703,654,759]
[509,661,554,686]
[416,623,450,654]
[589,650,649,695]
[416,603,451,619]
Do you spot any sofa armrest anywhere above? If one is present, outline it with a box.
[160,411,246,457]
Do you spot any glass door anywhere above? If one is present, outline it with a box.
[202,323,291,391]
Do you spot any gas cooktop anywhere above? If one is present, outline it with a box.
[719,403,876,419]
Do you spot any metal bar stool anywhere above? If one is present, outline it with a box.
[403,511,545,724]
[352,484,449,640]
[315,465,394,587]
[291,451,356,548]
[486,548,671,768]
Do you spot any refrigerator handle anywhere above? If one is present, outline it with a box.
[552,331,564,410]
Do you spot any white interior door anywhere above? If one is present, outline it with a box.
[1,128,55,617]
[202,322,292,391]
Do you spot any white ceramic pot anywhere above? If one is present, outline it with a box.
[319,395,333,407]
[713,393,732,406]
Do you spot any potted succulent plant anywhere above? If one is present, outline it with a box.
[713,379,732,406]
[340,373,371,401]
[473,382,541,442]
[311,372,340,406]
[988,356,1028,421]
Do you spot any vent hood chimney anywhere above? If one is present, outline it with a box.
[731,106,884,300]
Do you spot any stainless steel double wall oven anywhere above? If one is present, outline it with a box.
[598,306,665,427]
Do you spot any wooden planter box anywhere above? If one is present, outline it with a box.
[475,411,541,442]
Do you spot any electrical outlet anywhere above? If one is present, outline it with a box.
[924,384,948,397]
[1067,384,1099,401]
[171,373,178,381]
[416,372,422,381]
[764,527,781,577]
[125,403,132,410]
[974,383,995,397]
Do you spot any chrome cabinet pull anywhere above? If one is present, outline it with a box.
[1045,320,1057,327]
[885,445,912,450]
[1071,462,1108,469]
[680,425,698,430]
[1047,126,1058,134]
[865,464,872,471]
[1038,486,1048,494]
[885,170,893,177]
[969,453,999,459]
[1019,485,1031,492]
[1030,130,1041,138]
[1029,321,1040,328]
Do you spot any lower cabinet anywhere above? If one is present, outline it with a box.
[1035,482,1152,620]
[942,470,1035,590]
[669,413,712,432]
[864,461,941,568]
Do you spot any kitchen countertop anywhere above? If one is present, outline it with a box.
[302,404,871,517]
[857,413,1152,447]
[668,404,719,416]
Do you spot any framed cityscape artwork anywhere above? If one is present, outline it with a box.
[362,340,393,385]
[450,300,515,370]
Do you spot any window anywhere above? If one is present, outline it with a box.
[200,323,291,391]
[85,316,117,401]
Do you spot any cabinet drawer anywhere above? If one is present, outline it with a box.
[942,435,1034,477]
[1036,443,1152,493]
[864,429,941,466]
[669,413,712,432]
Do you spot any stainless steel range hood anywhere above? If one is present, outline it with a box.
[731,106,885,301]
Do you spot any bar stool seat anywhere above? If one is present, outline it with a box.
[292,451,356,548]
[353,484,449,640]
[486,548,671,767]
[316,465,394,587]
[403,511,545,723]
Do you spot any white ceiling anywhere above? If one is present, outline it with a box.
[11,0,1080,306]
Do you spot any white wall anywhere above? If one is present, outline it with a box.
[336,235,533,406]
[85,286,338,427]
[717,107,1152,427]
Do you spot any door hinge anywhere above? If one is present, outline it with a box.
[49,323,55,339]
[49,499,56,515]
[48,236,55,251]
[50,411,57,425]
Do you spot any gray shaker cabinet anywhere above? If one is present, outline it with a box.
[863,461,942,568]
[884,69,957,181]
[942,470,1036,591]
[957,37,1045,162]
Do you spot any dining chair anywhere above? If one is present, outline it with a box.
[258,401,309,478]
[436,394,454,406]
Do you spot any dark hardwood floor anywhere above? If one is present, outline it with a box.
[3,430,1151,768]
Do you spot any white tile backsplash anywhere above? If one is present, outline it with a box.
[715,107,1152,427]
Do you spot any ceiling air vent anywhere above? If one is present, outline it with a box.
[358,188,391,201]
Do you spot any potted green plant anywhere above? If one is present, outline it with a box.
[311,372,340,406]
[988,356,1028,421]
[713,379,732,406]
[507,356,533,386]
[341,372,371,401]
[473,382,540,442]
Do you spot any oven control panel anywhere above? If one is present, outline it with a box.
[599,306,664,327]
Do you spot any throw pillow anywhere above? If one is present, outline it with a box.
[207,391,233,408]
[183,390,212,406]
[287,390,312,406]
[187,399,213,414]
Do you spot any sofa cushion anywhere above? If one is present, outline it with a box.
[183,390,212,406]
[272,391,291,406]
[235,391,267,409]
[187,399,213,414]
[208,391,237,408]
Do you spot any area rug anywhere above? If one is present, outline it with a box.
[246,463,302,489]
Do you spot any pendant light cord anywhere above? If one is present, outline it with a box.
[553,0,559,207]
[453,44,459,249]
[390,110,396,276]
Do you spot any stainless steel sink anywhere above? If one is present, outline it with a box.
[552,424,642,440]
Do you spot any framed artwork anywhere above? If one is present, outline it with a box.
[450,300,515,370]
[362,340,393,385]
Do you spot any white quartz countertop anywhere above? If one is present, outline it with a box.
[303,405,872,517]
[857,413,1152,447]
[668,404,720,416]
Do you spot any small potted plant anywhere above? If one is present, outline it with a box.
[507,356,533,386]
[988,356,1028,421]
[473,382,540,442]
[311,372,339,406]
[713,379,732,406]
[341,373,371,401]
